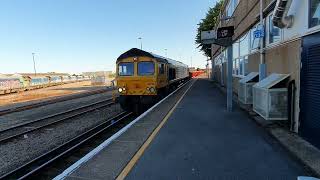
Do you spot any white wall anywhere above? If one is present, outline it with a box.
[284,0,320,41]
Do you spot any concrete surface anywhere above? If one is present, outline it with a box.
[56,80,195,180]
[126,79,309,180]
[217,80,320,177]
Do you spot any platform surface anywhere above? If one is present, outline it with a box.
[56,79,308,180]
[126,79,307,179]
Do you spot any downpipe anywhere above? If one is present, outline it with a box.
[288,80,296,132]
[272,0,294,28]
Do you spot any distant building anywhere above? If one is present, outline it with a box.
[82,71,113,78]
[82,71,114,86]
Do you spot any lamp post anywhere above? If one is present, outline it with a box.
[138,37,143,50]
[207,57,211,79]
[32,53,37,76]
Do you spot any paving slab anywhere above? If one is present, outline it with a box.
[126,79,309,180]
[54,80,195,180]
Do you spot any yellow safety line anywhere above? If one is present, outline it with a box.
[116,79,196,180]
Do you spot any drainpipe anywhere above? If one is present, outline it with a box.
[259,0,267,81]
[227,45,233,112]
[272,0,294,28]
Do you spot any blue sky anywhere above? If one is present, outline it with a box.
[0,0,215,74]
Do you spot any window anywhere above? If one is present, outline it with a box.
[268,15,281,44]
[138,62,155,76]
[233,41,240,60]
[118,62,134,76]
[226,0,239,17]
[232,32,249,77]
[250,24,261,50]
[159,64,165,74]
[215,54,223,66]
[239,32,249,56]
[310,0,320,28]
[222,49,227,63]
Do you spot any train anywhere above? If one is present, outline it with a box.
[0,74,90,95]
[189,70,205,78]
[115,48,190,113]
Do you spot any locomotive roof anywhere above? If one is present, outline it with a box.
[117,48,188,67]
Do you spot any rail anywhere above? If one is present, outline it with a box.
[0,111,133,179]
[0,98,116,144]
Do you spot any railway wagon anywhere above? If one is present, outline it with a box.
[30,77,50,88]
[49,76,62,84]
[116,48,189,112]
[0,78,23,94]
[62,75,71,82]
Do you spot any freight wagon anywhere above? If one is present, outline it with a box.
[0,78,23,94]
[0,74,91,96]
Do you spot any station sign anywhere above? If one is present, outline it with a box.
[201,30,217,45]
[200,26,234,47]
[253,25,265,38]
[216,26,234,39]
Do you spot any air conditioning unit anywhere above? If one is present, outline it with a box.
[253,73,290,120]
[238,72,259,104]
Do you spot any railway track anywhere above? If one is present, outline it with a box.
[0,111,133,180]
[0,87,113,116]
[0,98,117,144]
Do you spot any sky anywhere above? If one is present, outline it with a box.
[0,0,216,74]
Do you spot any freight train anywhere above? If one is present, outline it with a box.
[0,74,89,95]
[116,48,190,113]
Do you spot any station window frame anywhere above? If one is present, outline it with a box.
[225,0,240,18]
[249,23,262,52]
[309,0,320,28]
[231,32,249,77]
[266,13,282,46]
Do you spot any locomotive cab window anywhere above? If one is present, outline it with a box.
[118,62,134,76]
[138,62,155,76]
[159,64,165,74]
[169,68,176,80]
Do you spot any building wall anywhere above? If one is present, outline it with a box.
[212,0,262,56]
[247,39,301,80]
[211,0,308,129]
[220,0,273,41]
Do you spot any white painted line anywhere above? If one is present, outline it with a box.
[53,79,193,180]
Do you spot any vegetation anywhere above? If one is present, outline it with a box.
[195,0,224,57]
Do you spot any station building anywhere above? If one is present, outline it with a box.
[211,0,320,149]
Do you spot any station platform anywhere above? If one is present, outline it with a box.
[55,78,308,180]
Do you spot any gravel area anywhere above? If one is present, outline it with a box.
[0,103,123,176]
[0,81,108,107]
[0,91,115,131]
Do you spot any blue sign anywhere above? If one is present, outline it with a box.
[254,26,265,38]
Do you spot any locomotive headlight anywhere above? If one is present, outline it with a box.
[148,87,155,93]
[118,87,125,93]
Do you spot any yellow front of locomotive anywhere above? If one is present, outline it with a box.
[116,56,158,96]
